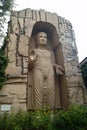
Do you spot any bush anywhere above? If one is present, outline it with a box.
[0,111,31,130]
[52,104,87,130]
[0,105,87,130]
[31,109,52,130]
[0,109,52,130]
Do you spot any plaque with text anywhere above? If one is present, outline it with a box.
[1,104,11,111]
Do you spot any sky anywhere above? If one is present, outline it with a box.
[13,0,87,62]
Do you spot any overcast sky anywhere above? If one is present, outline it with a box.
[14,0,87,62]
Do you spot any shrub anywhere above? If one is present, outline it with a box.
[52,104,87,130]
[31,109,52,130]
[0,105,87,130]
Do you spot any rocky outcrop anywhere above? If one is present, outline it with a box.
[0,9,85,113]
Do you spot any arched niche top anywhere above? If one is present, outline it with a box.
[31,21,60,49]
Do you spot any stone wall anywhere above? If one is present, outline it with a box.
[0,8,85,113]
[58,16,84,104]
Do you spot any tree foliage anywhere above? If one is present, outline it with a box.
[0,0,14,15]
[0,0,14,41]
[0,50,8,89]
[0,36,8,89]
[81,63,87,89]
[0,0,14,88]
[81,63,87,77]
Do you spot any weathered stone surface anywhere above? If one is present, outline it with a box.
[32,10,36,19]
[68,87,84,104]
[13,24,19,35]
[46,12,53,23]
[64,63,77,76]
[23,68,28,74]
[12,103,27,112]
[10,16,19,35]
[67,75,84,87]
[8,50,16,62]
[52,13,59,33]
[8,34,17,51]
[18,18,24,34]
[16,55,22,66]
[22,57,28,74]
[11,16,17,25]
[6,77,27,84]
[40,9,46,21]
[36,10,40,21]
[9,84,26,99]
[26,8,32,18]
[19,9,25,17]
[59,23,68,34]
[0,97,14,103]
[18,35,29,56]
[46,12,59,33]
[0,83,26,111]
[24,19,36,36]
[23,57,28,68]
[7,74,27,78]
[6,62,22,75]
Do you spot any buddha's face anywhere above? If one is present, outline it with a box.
[36,32,47,46]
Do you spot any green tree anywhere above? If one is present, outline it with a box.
[81,63,87,89]
[0,0,14,42]
[0,0,15,88]
[0,0,14,15]
[0,50,8,89]
[0,36,9,89]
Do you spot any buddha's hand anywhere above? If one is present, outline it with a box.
[53,64,64,75]
[29,50,38,69]
[29,49,38,62]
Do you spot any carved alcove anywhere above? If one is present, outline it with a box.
[27,21,68,110]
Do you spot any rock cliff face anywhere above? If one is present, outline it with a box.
[0,9,84,113]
